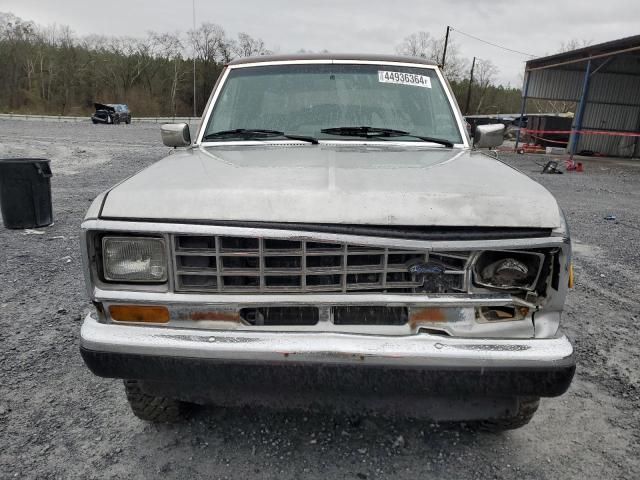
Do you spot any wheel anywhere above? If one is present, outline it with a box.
[125,118,131,125]
[475,397,540,431]
[92,119,98,124]
[114,116,121,125]
[123,379,191,423]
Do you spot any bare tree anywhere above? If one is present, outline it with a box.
[150,32,185,115]
[188,23,231,63]
[558,38,593,53]
[395,31,467,81]
[233,32,271,57]
[475,59,498,90]
[0,12,36,41]
[102,36,158,98]
[473,59,498,114]
[150,32,182,59]
[395,31,433,58]
[56,25,79,114]
[0,13,38,108]
[431,37,467,82]
[80,34,110,52]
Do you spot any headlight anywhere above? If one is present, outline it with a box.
[102,236,167,283]
[473,250,544,290]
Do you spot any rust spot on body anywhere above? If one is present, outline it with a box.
[188,311,241,322]
[410,308,446,328]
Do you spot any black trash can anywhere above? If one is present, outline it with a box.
[0,158,53,229]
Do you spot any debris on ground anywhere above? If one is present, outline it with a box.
[542,160,563,174]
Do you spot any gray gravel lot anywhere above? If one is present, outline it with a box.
[0,120,639,480]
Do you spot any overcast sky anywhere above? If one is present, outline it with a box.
[3,0,639,86]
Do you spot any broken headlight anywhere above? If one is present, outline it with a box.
[102,236,167,283]
[473,250,544,290]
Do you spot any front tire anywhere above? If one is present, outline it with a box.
[123,379,191,423]
[476,397,540,431]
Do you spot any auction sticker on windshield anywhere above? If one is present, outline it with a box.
[378,71,432,88]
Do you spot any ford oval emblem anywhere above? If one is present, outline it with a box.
[408,261,446,275]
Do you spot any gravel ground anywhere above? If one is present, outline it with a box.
[0,120,639,480]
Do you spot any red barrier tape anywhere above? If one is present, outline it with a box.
[521,128,640,137]
[526,134,568,145]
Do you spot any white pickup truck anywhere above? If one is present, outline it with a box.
[79,54,575,429]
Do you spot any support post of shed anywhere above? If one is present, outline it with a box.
[514,71,530,151]
[569,59,593,155]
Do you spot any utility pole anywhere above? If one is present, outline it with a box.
[192,0,197,118]
[464,56,476,115]
[441,26,450,69]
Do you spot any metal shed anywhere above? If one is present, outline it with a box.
[515,35,640,158]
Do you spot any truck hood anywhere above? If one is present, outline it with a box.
[100,144,562,229]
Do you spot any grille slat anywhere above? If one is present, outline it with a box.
[173,234,469,294]
[176,269,218,276]
[214,236,222,293]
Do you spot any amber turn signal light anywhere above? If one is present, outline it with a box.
[109,305,170,324]
[568,263,575,289]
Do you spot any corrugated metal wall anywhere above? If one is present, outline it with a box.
[526,60,640,157]
[527,69,584,101]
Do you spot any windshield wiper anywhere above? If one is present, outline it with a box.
[203,128,318,144]
[320,126,454,147]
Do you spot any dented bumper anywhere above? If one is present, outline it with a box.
[80,313,575,397]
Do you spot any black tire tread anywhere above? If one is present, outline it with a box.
[476,397,540,431]
[123,379,188,423]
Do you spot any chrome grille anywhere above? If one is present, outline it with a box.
[172,234,470,293]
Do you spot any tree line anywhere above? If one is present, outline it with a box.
[395,31,523,114]
[0,12,524,117]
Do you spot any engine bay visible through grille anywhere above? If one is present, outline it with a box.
[172,234,470,294]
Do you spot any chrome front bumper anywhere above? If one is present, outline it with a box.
[80,313,573,369]
[80,313,575,398]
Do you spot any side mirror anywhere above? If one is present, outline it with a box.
[161,123,191,147]
[474,124,505,149]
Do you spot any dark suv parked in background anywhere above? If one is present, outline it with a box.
[91,103,131,125]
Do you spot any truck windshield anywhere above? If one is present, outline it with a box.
[203,63,463,145]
